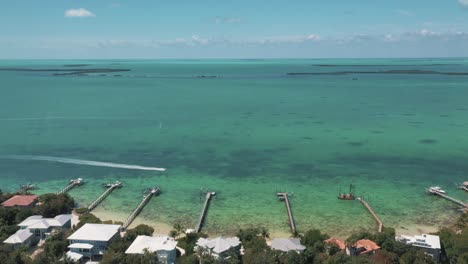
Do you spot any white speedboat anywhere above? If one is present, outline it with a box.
[429,186,446,194]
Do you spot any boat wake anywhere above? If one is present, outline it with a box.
[0,155,166,171]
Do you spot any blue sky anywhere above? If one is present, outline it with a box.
[1,0,468,58]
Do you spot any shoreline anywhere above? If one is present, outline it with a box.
[92,209,445,239]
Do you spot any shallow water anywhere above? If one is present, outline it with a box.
[1,59,467,238]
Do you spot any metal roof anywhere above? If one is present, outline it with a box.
[270,238,306,252]
[196,237,241,254]
[125,236,178,254]
[68,223,121,242]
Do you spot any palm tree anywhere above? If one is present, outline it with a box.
[173,223,184,239]
[168,229,177,239]
[260,227,270,239]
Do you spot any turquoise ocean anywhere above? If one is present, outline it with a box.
[0,59,467,238]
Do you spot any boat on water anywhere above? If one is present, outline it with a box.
[428,186,447,194]
[338,184,356,200]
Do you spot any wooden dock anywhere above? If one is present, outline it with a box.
[56,178,84,195]
[121,187,161,231]
[427,188,467,209]
[87,181,122,212]
[277,192,296,234]
[195,192,216,233]
[358,197,383,233]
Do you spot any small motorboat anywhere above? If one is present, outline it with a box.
[428,186,446,194]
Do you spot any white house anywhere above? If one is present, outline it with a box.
[125,235,178,264]
[3,229,34,249]
[396,234,441,261]
[270,238,306,253]
[3,214,71,247]
[195,236,241,259]
[67,223,121,262]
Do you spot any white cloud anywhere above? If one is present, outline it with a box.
[459,0,468,7]
[215,17,242,24]
[396,10,413,16]
[65,8,96,18]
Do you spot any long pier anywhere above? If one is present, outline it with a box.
[358,197,383,233]
[195,192,216,233]
[56,178,84,195]
[87,181,122,212]
[277,192,296,234]
[121,187,160,231]
[427,188,467,209]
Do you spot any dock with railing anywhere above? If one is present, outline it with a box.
[87,181,122,212]
[427,188,467,209]
[56,178,84,195]
[121,187,160,231]
[195,191,216,233]
[358,197,383,233]
[277,192,296,234]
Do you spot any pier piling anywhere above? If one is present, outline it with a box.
[277,192,296,234]
[87,181,122,212]
[56,178,84,195]
[358,197,383,233]
[195,192,216,233]
[121,187,160,231]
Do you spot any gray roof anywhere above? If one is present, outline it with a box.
[4,229,33,244]
[196,237,241,254]
[17,214,71,229]
[270,238,306,252]
[68,224,121,242]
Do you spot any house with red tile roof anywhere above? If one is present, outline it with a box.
[346,239,380,256]
[1,195,38,208]
[325,238,346,251]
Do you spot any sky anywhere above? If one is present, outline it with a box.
[0,0,468,59]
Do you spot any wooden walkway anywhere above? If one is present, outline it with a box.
[195,192,216,233]
[87,181,122,212]
[358,197,383,233]
[56,178,84,195]
[277,192,296,234]
[121,187,160,231]
[428,189,467,209]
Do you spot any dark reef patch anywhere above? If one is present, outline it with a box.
[347,141,367,147]
[419,139,437,144]
[287,70,468,76]
[0,67,130,76]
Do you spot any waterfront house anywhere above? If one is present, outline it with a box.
[1,195,38,208]
[396,234,441,261]
[195,236,241,259]
[67,223,121,261]
[346,239,380,256]
[125,235,178,264]
[3,229,34,249]
[270,238,306,253]
[3,214,71,247]
[324,238,346,252]
[17,214,71,241]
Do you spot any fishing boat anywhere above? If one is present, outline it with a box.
[338,184,355,200]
